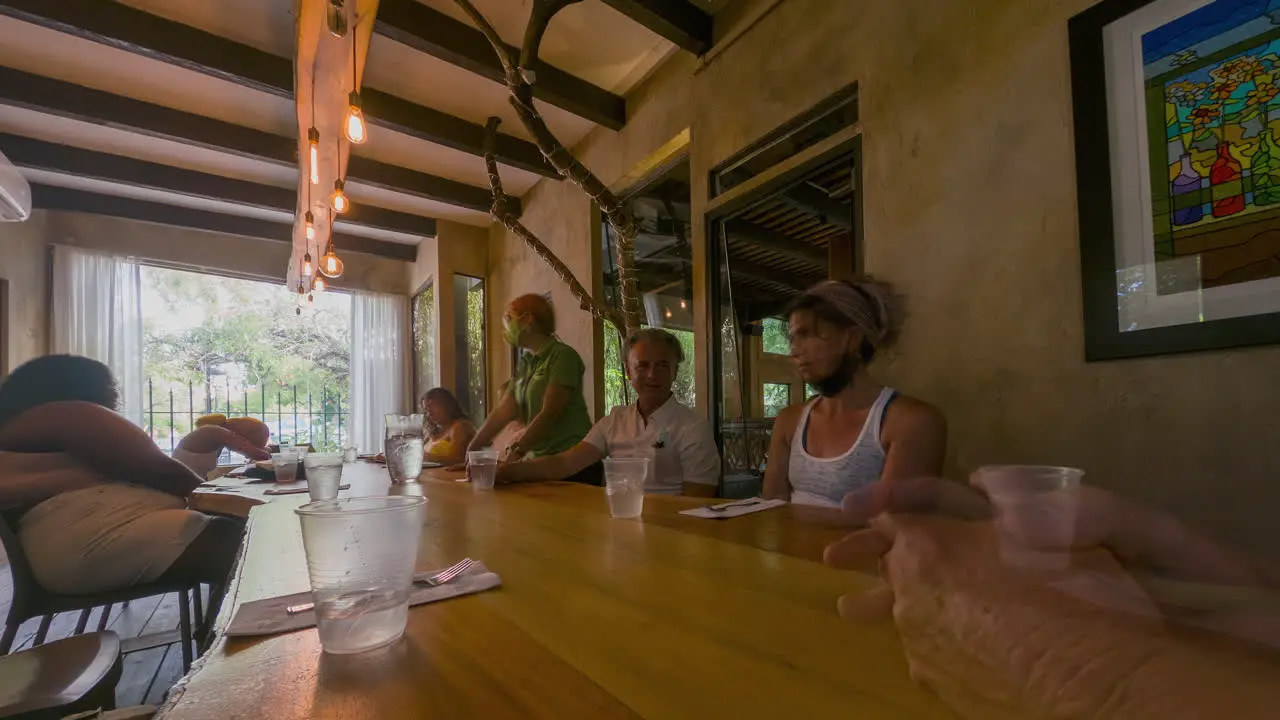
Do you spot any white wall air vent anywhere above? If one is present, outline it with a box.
[0,148,32,222]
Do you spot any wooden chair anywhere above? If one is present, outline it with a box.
[0,514,202,672]
[0,631,123,720]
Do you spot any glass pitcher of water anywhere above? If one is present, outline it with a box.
[384,414,425,483]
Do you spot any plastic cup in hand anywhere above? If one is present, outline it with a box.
[467,449,498,490]
[272,450,300,483]
[385,414,425,483]
[295,496,426,654]
[303,453,344,501]
[974,465,1084,570]
[604,457,648,519]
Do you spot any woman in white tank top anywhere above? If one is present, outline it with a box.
[762,280,947,508]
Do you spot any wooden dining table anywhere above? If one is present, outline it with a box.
[158,463,952,719]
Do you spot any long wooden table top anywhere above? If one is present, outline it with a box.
[158,464,951,719]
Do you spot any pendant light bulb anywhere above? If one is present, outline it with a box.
[319,245,345,279]
[302,252,313,277]
[330,179,348,214]
[314,276,326,293]
[680,298,688,309]
[304,211,316,242]
[308,128,320,185]
[345,92,367,144]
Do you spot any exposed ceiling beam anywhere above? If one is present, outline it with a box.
[780,184,853,231]
[597,0,712,55]
[730,257,811,295]
[375,0,625,130]
[3,134,436,238]
[723,219,828,269]
[30,184,417,261]
[0,67,518,216]
[0,0,557,178]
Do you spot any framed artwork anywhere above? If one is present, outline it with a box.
[1071,0,1280,360]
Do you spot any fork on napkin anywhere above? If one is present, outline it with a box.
[224,561,501,637]
[680,497,787,519]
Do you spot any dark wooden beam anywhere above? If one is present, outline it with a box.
[730,257,811,295]
[30,184,417,262]
[723,219,828,269]
[596,0,712,55]
[0,68,519,216]
[375,0,625,130]
[0,0,557,178]
[780,184,853,231]
[2,134,436,239]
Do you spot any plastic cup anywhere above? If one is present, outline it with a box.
[303,453,344,501]
[604,457,648,519]
[468,449,498,490]
[973,465,1084,570]
[343,446,358,463]
[385,414,425,483]
[295,496,426,654]
[272,450,300,483]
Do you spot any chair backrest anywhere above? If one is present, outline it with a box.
[0,510,54,623]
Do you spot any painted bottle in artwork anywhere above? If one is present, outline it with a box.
[1250,129,1280,206]
[1210,142,1245,217]
[1171,153,1204,225]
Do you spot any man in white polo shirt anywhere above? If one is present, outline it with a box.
[495,328,720,496]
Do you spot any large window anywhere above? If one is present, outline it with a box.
[762,383,791,418]
[453,274,486,420]
[141,265,350,453]
[761,317,790,355]
[602,159,697,414]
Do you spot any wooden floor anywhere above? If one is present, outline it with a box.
[0,558,188,707]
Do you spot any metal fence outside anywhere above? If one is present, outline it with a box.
[145,378,347,457]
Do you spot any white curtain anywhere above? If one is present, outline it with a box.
[350,291,408,453]
[51,245,144,425]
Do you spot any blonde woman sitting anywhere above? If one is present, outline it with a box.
[173,414,271,480]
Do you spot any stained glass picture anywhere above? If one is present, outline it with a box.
[1071,0,1280,359]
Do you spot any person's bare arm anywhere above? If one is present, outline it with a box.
[879,396,946,483]
[498,442,604,484]
[0,401,203,496]
[468,390,518,452]
[762,404,801,501]
[517,383,573,454]
[182,426,269,461]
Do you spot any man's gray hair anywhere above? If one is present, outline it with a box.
[624,327,685,364]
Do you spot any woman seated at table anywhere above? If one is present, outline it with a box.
[498,328,720,496]
[173,413,271,479]
[762,279,946,508]
[465,293,596,483]
[0,355,241,626]
[422,387,476,466]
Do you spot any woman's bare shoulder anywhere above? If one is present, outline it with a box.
[884,394,946,437]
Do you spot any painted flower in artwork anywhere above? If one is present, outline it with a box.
[1167,80,1208,107]
[1246,81,1279,108]
[1210,79,1241,102]
[1212,56,1268,84]
[1191,104,1223,129]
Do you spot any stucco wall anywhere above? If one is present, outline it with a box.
[0,210,50,372]
[488,0,1280,558]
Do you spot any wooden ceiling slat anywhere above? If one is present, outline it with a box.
[0,0,557,178]
[30,184,417,261]
[597,0,713,55]
[2,134,436,238]
[375,0,626,130]
[0,67,517,216]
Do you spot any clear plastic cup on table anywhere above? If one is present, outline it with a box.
[385,414,425,483]
[272,450,300,483]
[467,449,498,490]
[604,457,649,519]
[972,465,1084,570]
[295,496,426,654]
[303,453,344,501]
[342,445,358,463]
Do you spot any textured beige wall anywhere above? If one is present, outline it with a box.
[488,0,1280,558]
[0,210,50,373]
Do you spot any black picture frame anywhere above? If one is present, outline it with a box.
[1070,0,1280,361]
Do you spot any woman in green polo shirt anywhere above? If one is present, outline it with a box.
[465,294,599,484]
